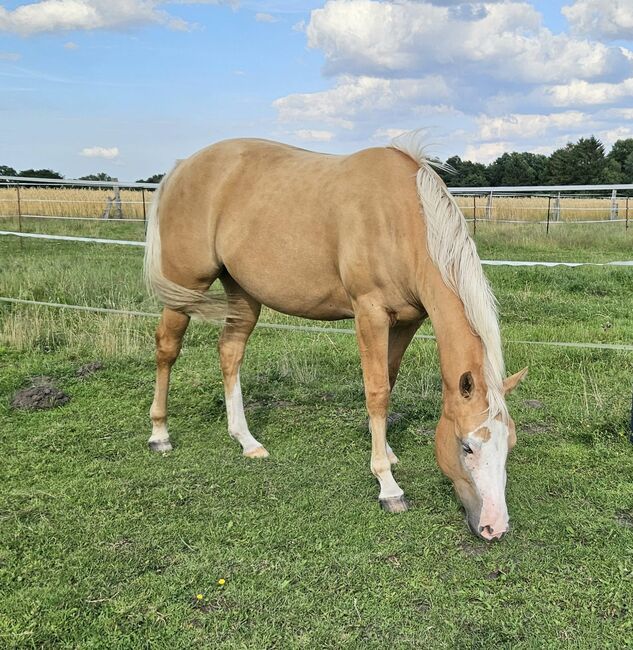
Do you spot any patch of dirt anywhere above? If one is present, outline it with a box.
[11,377,70,411]
[76,361,105,379]
[615,510,633,529]
[523,399,545,409]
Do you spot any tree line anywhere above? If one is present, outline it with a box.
[436,136,633,187]
[0,166,164,184]
[3,135,633,188]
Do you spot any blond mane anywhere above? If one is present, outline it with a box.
[390,131,507,421]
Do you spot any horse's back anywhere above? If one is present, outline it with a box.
[158,138,423,319]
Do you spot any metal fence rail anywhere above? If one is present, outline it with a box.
[1,176,633,230]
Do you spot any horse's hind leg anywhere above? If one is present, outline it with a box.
[149,307,190,452]
[218,275,267,458]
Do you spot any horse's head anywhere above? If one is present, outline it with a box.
[435,368,527,541]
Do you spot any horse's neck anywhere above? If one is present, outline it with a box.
[420,269,486,400]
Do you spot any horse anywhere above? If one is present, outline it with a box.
[144,132,527,541]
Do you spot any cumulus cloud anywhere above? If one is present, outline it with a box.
[64,41,79,50]
[80,146,120,159]
[545,78,633,107]
[463,141,510,164]
[270,0,633,162]
[0,0,233,36]
[476,111,587,141]
[305,0,632,84]
[274,74,452,129]
[563,0,633,41]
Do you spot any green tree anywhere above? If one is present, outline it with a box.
[549,136,605,185]
[604,138,633,183]
[598,158,624,184]
[487,152,549,186]
[439,156,489,187]
[0,165,17,177]
[79,172,115,182]
[136,173,164,184]
[18,168,64,179]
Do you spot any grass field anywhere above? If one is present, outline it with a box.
[1,221,632,648]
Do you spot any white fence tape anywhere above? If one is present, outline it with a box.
[1,296,632,352]
[0,230,145,247]
[2,229,632,267]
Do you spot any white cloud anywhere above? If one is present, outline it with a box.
[545,78,633,107]
[64,41,79,50]
[274,74,451,128]
[372,127,410,141]
[476,111,587,141]
[0,51,21,60]
[293,129,334,141]
[463,141,510,163]
[306,0,632,84]
[563,0,633,40]
[255,12,278,23]
[0,0,233,36]
[80,146,120,159]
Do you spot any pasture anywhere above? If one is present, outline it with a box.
[1,218,632,648]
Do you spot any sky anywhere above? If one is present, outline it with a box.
[1,0,632,180]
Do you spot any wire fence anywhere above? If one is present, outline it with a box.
[1,176,633,230]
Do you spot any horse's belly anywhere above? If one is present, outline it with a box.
[221,245,354,320]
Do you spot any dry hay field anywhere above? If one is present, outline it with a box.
[0,186,631,223]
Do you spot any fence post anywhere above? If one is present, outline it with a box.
[546,195,551,235]
[112,181,122,219]
[552,192,561,222]
[16,182,23,249]
[486,190,494,221]
[473,195,477,235]
[610,189,618,221]
[626,197,629,230]
[142,188,147,223]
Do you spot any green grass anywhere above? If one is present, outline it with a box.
[1,225,632,648]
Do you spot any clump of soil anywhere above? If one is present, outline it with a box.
[11,377,70,411]
[76,361,105,379]
[524,399,545,409]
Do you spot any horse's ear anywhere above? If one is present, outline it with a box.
[503,367,528,395]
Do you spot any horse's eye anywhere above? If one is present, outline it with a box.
[462,443,473,455]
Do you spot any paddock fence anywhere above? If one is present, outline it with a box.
[1,174,633,353]
[1,176,633,231]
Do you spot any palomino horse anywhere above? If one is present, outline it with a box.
[144,132,527,540]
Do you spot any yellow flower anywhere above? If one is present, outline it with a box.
[196,594,204,600]
[218,578,226,586]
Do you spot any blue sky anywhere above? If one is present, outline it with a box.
[1,1,632,179]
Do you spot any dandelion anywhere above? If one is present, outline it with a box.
[218,578,225,586]
[196,594,204,600]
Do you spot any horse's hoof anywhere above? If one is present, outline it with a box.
[244,445,269,459]
[148,439,173,453]
[388,451,399,465]
[379,496,409,513]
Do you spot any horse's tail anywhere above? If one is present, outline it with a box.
[143,166,226,322]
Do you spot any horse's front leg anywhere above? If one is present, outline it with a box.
[354,300,408,513]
